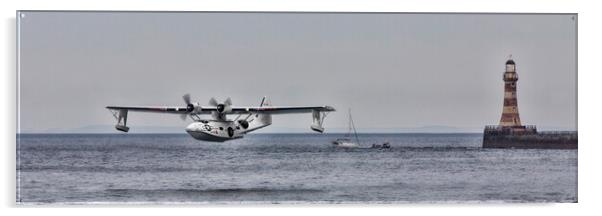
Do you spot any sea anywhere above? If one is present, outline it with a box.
[16,133,577,204]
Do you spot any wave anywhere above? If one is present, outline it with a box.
[105,187,324,196]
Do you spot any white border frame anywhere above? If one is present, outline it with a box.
[3,0,601,215]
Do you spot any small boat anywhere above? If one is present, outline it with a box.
[332,138,360,148]
[333,109,361,148]
[371,142,391,149]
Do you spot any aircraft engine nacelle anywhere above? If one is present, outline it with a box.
[216,103,232,113]
[186,103,195,112]
[237,119,249,129]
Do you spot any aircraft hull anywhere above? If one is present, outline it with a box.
[185,121,244,142]
[186,130,242,142]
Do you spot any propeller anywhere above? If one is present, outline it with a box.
[181,94,195,120]
[209,97,233,120]
[210,97,232,113]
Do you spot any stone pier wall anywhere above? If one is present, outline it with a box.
[482,132,577,149]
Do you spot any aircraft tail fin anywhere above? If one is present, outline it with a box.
[260,96,270,107]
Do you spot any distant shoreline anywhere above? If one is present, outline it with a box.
[16,132,487,135]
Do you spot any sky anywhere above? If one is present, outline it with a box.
[17,12,577,133]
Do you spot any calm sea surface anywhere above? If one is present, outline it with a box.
[16,133,577,204]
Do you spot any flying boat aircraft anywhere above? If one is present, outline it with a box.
[106,95,335,142]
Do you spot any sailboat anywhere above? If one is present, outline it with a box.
[332,109,360,148]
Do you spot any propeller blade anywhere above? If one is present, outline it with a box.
[182,94,191,105]
[224,97,232,106]
[209,97,218,106]
[181,94,193,120]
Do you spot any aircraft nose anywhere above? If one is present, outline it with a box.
[185,123,199,132]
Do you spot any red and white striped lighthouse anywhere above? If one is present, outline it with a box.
[499,57,522,127]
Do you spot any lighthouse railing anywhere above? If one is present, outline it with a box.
[484,125,538,135]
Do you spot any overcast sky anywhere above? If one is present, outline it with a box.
[18,12,577,133]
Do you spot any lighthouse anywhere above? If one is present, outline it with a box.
[482,57,576,149]
[485,57,537,135]
[499,57,522,127]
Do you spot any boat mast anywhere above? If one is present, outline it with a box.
[349,108,360,145]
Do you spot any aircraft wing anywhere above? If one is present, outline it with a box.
[228,105,335,133]
[106,105,213,132]
[230,106,335,114]
[106,105,231,114]
[106,106,193,114]
[106,105,335,115]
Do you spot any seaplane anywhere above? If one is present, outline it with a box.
[106,94,335,142]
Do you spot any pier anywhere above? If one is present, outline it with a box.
[483,125,577,149]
